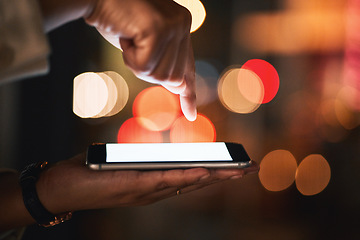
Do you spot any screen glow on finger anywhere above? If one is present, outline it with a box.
[73,72,109,118]
[259,150,298,192]
[218,67,262,114]
[174,0,206,32]
[242,59,280,104]
[295,154,331,196]
[133,86,181,131]
[117,117,163,143]
[170,114,216,142]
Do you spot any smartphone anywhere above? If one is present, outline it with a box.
[86,142,253,170]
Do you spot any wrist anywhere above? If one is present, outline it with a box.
[19,162,72,227]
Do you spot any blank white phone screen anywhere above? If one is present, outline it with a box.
[106,142,233,162]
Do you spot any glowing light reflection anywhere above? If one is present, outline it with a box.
[73,71,129,118]
[259,150,298,192]
[73,72,109,118]
[218,67,262,114]
[173,0,206,33]
[242,59,279,103]
[133,86,181,131]
[170,114,216,143]
[117,117,163,143]
[296,154,331,196]
[195,60,219,106]
[102,71,129,117]
[237,68,264,104]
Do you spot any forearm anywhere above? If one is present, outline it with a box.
[0,170,35,232]
[37,0,96,32]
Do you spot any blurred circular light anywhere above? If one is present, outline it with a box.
[295,154,331,196]
[242,59,280,103]
[259,150,298,192]
[317,99,349,142]
[102,71,129,117]
[73,72,109,118]
[335,87,360,129]
[73,71,129,118]
[218,67,262,114]
[133,86,181,131]
[117,117,163,143]
[170,114,216,142]
[95,72,118,118]
[195,74,212,106]
[174,0,206,32]
[195,60,219,106]
[237,68,264,104]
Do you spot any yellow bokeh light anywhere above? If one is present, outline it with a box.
[295,154,331,196]
[174,0,206,32]
[218,67,262,114]
[259,150,298,192]
[73,72,109,118]
[237,68,264,104]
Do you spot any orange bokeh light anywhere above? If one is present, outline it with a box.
[295,154,331,196]
[170,114,216,143]
[242,59,280,104]
[259,150,298,192]
[218,67,262,114]
[237,67,264,104]
[117,117,163,143]
[133,86,181,131]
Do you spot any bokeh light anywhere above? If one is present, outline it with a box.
[335,92,359,130]
[73,71,129,118]
[233,10,345,54]
[317,99,349,142]
[133,86,181,131]
[295,154,331,196]
[259,150,298,192]
[242,59,280,103]
[101,71,129,117]
[237,67,265,104]
[95,72,118,118]
[73,72,109,118]
[170,114,216,142]
[117,117,163,143]
[195,60,219,106]
[173,0,206,32]
[218,67,262,114]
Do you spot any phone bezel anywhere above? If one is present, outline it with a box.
[86,142,252,170]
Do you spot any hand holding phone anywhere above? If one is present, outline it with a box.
[86,142,253,170]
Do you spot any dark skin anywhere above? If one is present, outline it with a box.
[0,0,260,232]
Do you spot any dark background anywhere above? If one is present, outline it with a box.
[1,0,359,239]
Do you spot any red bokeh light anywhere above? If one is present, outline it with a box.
[117,117,163,143]
[242,59,280,103]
